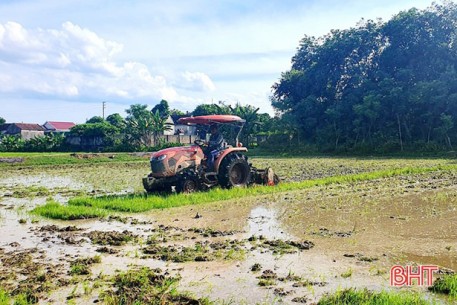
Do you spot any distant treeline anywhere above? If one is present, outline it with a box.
[0,101,276,152]
[272,2,457,152]
[2,3,457,154]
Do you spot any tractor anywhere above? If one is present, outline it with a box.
[142,115,279,193]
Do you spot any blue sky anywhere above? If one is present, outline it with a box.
[0,0,434,123]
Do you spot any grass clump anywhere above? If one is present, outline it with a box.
[317,288,432,305]
[340,268,353,278]
[31,200,107,220]
[429,274,457,298]
[143,240,245,263]
[258,279,276,287]
[102,267,212,305]
[12,293,35,305]
[12,186,50,198]
[69,256,101,276]
[0,288,10,305]
[85,230,136,246]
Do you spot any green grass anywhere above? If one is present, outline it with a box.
[102,267,212,305]
[0,288,10,305]
[69,256,101,276]
[317,288,433,305]
[0,288,34,305]
[31,201,107,220]
[340,268,353,278]
[429,274,457,298]
[0,152,147,167]
[31,164,457,220]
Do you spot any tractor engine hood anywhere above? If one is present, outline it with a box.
[151,145,200,159]
[149,144,204,178]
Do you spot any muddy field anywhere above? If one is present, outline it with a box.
[0,155,456,304]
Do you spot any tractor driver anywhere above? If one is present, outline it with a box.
[205,124,224,171]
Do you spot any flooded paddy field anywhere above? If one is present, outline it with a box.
[0,154,456,304]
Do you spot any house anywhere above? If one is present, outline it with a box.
[163,116,175,136]
[0,123,45,140]
[170,114,197,135]
[43,121,76,134]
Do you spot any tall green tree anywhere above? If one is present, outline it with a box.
[0,117,5,125]
[192,103,230,116]
[229,103,260,147]
[86,116,105,124]
[151,100,170,118]
[151,110,173,145]
[170,109,185,116]
[106,113,126,130]
[125,104,173,147]
[272,2,457,151]
[125,104,155,147]
[69,122,118,137]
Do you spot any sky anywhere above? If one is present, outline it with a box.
[0,0,434,124]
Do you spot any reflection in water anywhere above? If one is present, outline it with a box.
[247,206,290,239]
[404,252,457,271]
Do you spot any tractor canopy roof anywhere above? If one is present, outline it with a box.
[178,115,245,125]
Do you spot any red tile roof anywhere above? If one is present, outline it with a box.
[14,123,45,131]
[45,121,76,130]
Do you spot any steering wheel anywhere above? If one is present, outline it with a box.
[194,139,206,146]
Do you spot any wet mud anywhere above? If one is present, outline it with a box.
[0,158,456,304]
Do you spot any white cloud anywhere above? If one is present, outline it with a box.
[0,21,213,104]
[0,0,434,123]
[175,71,216,92]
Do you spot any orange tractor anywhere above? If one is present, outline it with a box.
[142,115,279,193]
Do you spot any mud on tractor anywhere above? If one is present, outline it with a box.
[143,115,279,193]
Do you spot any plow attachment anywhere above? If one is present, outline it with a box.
[251,167,280,186]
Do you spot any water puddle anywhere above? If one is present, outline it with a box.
[1,166,457,304]
[0,174,88,190]
[247,206,291,239]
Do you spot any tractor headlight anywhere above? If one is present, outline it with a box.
[155,154,167,161]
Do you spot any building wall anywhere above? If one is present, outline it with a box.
[174,124,197,135]
[20,130,45,140]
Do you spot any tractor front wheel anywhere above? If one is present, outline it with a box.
[176,175,200,193]
[218,153,250,188]
[143,176,172,194]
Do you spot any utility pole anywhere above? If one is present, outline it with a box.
[102,101,106,120]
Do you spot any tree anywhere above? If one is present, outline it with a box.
[151,110,173,145]
[229,103,260,147]
[25,133,65,152]
[192,103,229,116]
[0,117,5,125]
[69,122,118,137]
[0,135,25,152]
[106,113,126,130]
[125,104,173,148]
[125,104,154,147]
[170,109,185,116]
[151,100,170,118]
[272,2,457,151]
[86,116,105,124]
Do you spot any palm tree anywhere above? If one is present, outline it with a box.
[229,103,260,147]
[151,110,172,145]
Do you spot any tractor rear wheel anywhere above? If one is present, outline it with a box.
[176,175,200,193]
[218,153,250,188]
